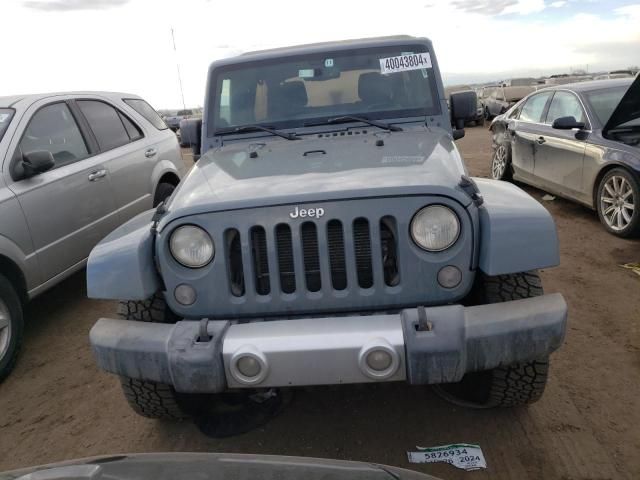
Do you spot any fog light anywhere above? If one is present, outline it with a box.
[237,356,261,378]
[366,349,393,372]
[437,265,462,288]
[174,284,196,305]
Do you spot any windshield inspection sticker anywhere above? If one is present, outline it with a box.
[407,444,487,471]
[380,52,432,74]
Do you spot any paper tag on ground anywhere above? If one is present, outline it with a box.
[407,444,487,471]
[380,52,432,74]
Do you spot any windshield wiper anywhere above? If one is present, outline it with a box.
[215,124,299,140]
[304,115,403,132]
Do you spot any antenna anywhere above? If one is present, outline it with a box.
[171,27,186,110]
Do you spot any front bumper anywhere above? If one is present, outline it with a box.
[90,294,567,393]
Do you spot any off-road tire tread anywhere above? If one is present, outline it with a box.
[117,293,176,323]
[482,271,548,407]
[117,293,185,419]
[120,377,189,420]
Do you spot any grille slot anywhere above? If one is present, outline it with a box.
[353,218,373,288]
[276,224,296,294]
[301,222,321,292]
[380,216,400,286]
[327,220,347,290]
[250,226,270,295]
[225,228,245,297]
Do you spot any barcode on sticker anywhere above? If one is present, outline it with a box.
[379,53,432,74]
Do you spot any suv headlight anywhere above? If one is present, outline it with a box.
[410,205,460,251]
[169,225,214,268]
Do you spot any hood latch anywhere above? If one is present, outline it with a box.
[458,175,484,207]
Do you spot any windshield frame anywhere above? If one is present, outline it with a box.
[206,44,442,137]
[0,108,15,143]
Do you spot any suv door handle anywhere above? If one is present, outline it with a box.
[536,136,546,144]
[145,148,157,158]
[88,169,107,181]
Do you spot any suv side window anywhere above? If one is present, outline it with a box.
[18,102,88,169]
[123,98,168,130]
[519,91,553,123]
[118,112,144,141]
[545,91,586,125]
[77,100,131,151]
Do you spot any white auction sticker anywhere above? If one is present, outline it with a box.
[407,444,487,471]
[379,52,432,75]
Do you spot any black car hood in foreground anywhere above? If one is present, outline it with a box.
[164,127,469,223]
[0,453,441,480]
[603,75,640,135]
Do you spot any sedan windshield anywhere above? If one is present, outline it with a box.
[0,108,14,141]
[208,44,440,135]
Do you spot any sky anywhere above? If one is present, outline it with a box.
[0,0,638,109]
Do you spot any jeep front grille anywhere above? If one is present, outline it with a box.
[226,216,400,297]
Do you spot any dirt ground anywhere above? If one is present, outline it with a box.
[1,126,638,480]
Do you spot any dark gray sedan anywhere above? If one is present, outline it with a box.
[490,77,640,237]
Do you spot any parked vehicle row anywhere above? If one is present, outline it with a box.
[490,77,640,237]
[0,92,185,380]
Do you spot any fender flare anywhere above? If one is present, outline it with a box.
[86,210,160,300]
[475,178,560,276]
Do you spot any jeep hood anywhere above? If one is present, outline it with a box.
[165,128,470,221]
[603,75,640,135]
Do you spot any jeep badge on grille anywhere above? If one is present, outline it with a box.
[289,206,325,219]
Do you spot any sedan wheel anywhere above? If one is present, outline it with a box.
[0,273,23,382]
[597,169,639,237]
[491,144,510,180]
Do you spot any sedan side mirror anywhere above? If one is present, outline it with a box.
[552,116,585,130]
[22,150,55,177]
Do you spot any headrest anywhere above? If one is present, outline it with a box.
[279,81,308,107]
[358,73,392,104]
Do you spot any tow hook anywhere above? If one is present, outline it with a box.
[416,305,432,332]
[197,318,212,342]
[459,175,484,206]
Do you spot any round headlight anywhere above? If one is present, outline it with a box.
[410,205,460,251]
[169,225,214,268]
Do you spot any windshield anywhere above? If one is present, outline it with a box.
[584,86,630,126]
[209,44,440,135]
[0,108,14,141]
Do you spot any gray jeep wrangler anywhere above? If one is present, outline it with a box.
[88,36,567,419]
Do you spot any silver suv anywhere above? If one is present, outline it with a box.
[0,92,186,381]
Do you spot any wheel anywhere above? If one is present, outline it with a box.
[153,182,175,207]
[596,168,639,237]
[435,271,550,408]
[118,293,187,419]
[491,142,512,180]
[0,274,23,383]
[484,107,492,120]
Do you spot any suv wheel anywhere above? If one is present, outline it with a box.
[0,273,24,383]
[491,143,512,181]
[484,107,491,120]
[596,168,639,237]
[434,271,550,408]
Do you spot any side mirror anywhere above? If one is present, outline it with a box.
[22,150,55,177]
[179,117,202,161]
[449,90,477,137]
[552,116,585,130]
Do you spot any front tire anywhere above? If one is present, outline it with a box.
[596,168,639,237]
[153,182,176,207]
[0,274,23,383]
[118,293,187,419]
[435,271,550,408]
